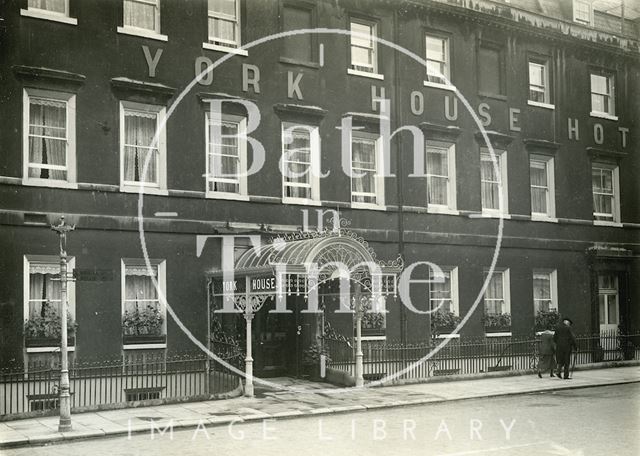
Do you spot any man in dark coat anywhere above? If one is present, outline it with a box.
[537,328,556,378]
[554,317,577,379]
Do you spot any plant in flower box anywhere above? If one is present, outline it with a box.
[483,312,511,332]
[302,342,331,380]
[122,304,164,343]
[430,310,462,337]
[361,311,385,336]
[24,304,77,346]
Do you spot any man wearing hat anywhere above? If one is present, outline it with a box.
[554,317,577,379]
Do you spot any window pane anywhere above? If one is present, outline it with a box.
[29,0,65,13]
[209,0,236,16]
[607,296,617,324]
[124,0,157,31]
[28,98,67,180]
[123,111,158,184]
[352,138,377,203]
[598,295,605,325]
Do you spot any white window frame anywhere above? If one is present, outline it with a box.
[429,266,459,316]
[121,259,167,350]
[204,0,248,56]
[590,72,616,120]
[480,148,508,216]
[281,122,321,205]
[23,88,77,189]
[348,18,383,80]
[424,34,451,90]
[529,154,556,221]
[23,255,76,350]
[426,141,457,214]
[21,0,77,25]
[350,131,385,210]
[573,0,592,26]
[592,162,621,226]
[533,269,558,314]
[483,268,511,315]
[117,0,167,41]
[205,112,248,201]
[527,59,554,109]
[119,100,168,195]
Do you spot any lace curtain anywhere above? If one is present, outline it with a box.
[485,273,504,315]
[530,160,548,214]
[533,273,551,312]
[124,265,158,313]
[429,270,452,313]
[28,0,65,13]
[208,0,237,45]
[28,98,67,180]
[29,272,61,319]
[124,111,158,184]
[427,148,448,205]
[124,0,158,31]
[352,139,376,203]
[481,154,500,210]
[209,122,239,193]
[592,167,613,218]
[284,128,311,199]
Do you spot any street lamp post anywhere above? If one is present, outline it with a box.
[243,310,255,397]
[51,216,75,433]
[353,288,365,388]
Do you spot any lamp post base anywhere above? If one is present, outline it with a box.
[58,420,72,433]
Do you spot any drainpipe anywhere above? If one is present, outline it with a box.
[393,9,408,345]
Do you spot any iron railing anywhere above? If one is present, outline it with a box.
[0,349,243,420]
[324,330,640,381]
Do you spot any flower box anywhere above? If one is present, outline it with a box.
[123,334,166,345]
[25,336,75,348]
[484,326,511,334]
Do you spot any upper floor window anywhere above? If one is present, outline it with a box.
[573,0,592,25]
[23,88,76,188]
[351,132,384,208]
[590,72,616,118]
[119,101,167,194]
[426,142,457,213]
[533,270,557,314]
[529,154,555,220]
[478,44,504,96]
[425,34,450,86]
[282,4,314,63]
[528,59,551,106]
[349,19,380,77]
[124,0,159,32]
[206,112,248,199]
[281,123,320,204]
[480,149,508,215]
[592,163,620,224]
[22,0,77,25]
[208,0,241,50]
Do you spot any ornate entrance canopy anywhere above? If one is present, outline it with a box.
[207,230,403,298]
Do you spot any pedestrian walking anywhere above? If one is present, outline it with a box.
[553,317,577,379]
[537,327,556,378]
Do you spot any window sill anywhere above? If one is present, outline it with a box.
[26,346,76,353]
[206,192,250,201]
[594,220,623,227]
[20,8,78,25]
[282,197,321,206]
[590,111,618,121]
[22,179,78,190]
[427,206,459,216]
[123,343,167,350]
[471,212,511,220]
[435,333,460,339]
[279,57,320,69]
[478,92,507,101]
[120,185,169,196]
[531,215,558,223]
[527,100,555,110]
[347,68,384,80]
[117,26,168,42]
[351,202,387,211]
[423,80,456,92]
[202,42,248,56]
[361,335,386,341]
[485,332,512,338]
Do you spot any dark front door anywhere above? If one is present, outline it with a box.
[254,298,296,377]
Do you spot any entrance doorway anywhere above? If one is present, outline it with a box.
[598,274,619,358]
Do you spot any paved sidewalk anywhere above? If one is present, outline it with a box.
[1,365,638,449]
